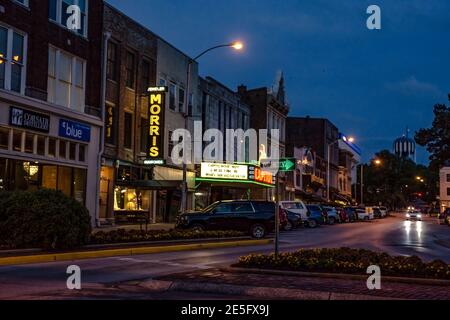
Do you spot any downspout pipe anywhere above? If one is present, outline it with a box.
[94,31,111,228]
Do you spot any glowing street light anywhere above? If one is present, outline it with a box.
[181,40,245,214]
[231,41,244,50]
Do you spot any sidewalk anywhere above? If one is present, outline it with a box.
[153,268,450,300]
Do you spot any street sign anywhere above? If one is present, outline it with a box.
[279,158,296,172]
[260,158,297,172]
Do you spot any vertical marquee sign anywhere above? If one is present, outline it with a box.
[145,87,167,165]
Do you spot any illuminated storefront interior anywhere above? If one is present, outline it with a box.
[0,158,86,204]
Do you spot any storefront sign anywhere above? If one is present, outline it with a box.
[9,107,50,133]
[201,163,248,180]
[105,104,115,144]
[144,159,166,166]
[249,165,275,185]
[147,87,166,160]
[59,119,91,142]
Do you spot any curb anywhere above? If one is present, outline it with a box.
[0,239,272,267]
[0,237,253,257]
[139,280,398,301]
[226,267,450,287]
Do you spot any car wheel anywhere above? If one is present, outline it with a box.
[328,217,336,225]
[364,216,370,221]
[250,224,266,239]
[190,223,205,233]
[284,220,294,231]
[307,219,318,228]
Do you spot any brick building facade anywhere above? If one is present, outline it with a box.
[0,0,104,225]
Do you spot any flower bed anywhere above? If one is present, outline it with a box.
[236,248,450,280]
[90,229,245,245]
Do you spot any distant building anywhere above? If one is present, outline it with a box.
[394,128,416,163]
[238,74,290,200]
[286,117,340,201]
[439,164,450,212]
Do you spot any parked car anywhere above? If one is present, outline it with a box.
[322,206,341,225]
[306,205,326,228]
[344,207,358,222]
[336,207,349,223]
[439,209,450,225]
[373,207,383,219]
[283,210,304,231]
[379,206,388,217]
[279,201,309,229]
[356,208,374,221]
[176,200,275,238]
[279,207,288,230]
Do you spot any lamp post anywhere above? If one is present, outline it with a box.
[180,41,244,214]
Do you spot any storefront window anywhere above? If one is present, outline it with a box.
[0,158,6,190]
[42,165,57,190]
[13,130,22,152]
[0,127,9,150]
[73,168,86,204]
[57,166,72,197]
[114,187,149,212]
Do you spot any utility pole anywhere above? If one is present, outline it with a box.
[275,171,280,258]
[361,164,364,205]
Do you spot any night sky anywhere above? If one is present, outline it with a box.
[107,0,450,164]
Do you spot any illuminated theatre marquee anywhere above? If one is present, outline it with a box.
[199,163,275,187]
[201,163,249,180]
[147,87,167,161]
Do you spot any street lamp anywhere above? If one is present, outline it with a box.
[180,41,244,213]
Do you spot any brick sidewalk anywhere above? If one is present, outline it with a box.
[157,269,450,300]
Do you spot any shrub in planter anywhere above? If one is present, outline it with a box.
[236,248,450,280]
[0,189,91,250]
[90,229,245,245]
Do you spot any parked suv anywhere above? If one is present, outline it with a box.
[279,201,309,230]
[176,200,275,238]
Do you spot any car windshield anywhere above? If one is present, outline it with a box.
[202,202,220,213]
[284,202,304,209]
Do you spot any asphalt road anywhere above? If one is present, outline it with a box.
[0,213,449,300]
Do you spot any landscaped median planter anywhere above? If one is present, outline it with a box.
[90,229,246,245]
[235,248,450,280]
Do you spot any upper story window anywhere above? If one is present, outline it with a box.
[13,0,29,7]
[47,46,86,112]
[169,82,176,111]
[0,25,26,94]
[106,41,118,81]
[141,59,151,93]
[125,51,135,89]
[49,0,88,37]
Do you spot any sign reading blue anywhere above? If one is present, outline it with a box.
[59,119,91,142]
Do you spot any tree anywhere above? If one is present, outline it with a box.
[362,150,434,209]
[415,103,450,171]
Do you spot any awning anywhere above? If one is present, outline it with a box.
[196,178,275,189]
[116,180,182,190]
